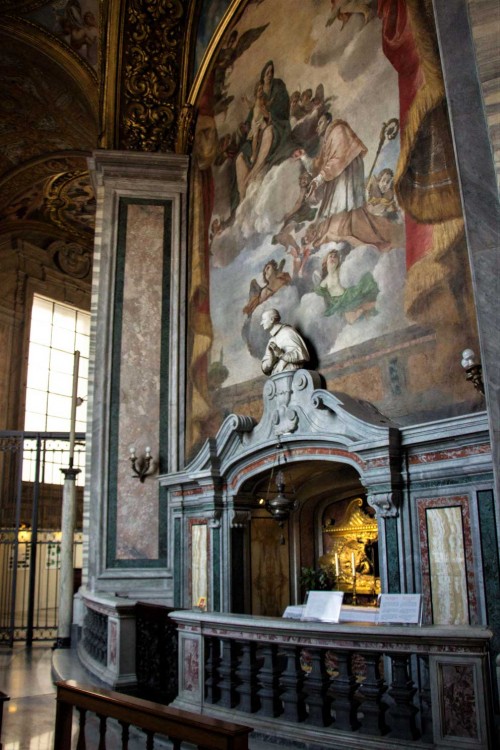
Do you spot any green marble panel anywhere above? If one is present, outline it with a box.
[231,528,245,613]
[385,517,401,593]
[212,526,221,611]
[477,489,500,704]
[174,516,181,607]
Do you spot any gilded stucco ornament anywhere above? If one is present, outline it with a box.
[176,103,196,154]
[121,0,184,152]
[45,171,95,241]
[50,240,91,279]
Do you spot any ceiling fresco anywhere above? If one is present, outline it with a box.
[0,0,99,258]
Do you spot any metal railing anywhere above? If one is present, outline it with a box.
[0,431,85,645]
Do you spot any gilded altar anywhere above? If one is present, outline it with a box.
[320,497,380,601]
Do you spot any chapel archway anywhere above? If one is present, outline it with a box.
[238,457,378,616]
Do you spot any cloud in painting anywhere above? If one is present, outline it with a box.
[210,239,303,384]
[210,157,303,267]
[293,244,407,358]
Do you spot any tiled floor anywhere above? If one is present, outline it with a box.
[0,644,153,749]
[1,645,58,750]
[0,644,285,750]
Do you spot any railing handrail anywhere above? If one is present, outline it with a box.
[0,430,86,440]
[167,611,494,749]
[168,610,493,653]
[54,680,252,749]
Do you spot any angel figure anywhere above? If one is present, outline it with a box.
[243,259,292,316]
[213,24,269,115]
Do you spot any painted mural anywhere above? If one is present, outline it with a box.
[195,0,233,76]
[187,0,477,457]
[25,0,99,68]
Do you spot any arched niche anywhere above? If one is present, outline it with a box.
[236,456,372,616]
[159,369,401,614]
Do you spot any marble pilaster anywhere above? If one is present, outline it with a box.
[84,150,188,596]
[433,0,500,507]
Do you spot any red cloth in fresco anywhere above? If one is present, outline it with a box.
[378,0,433,267]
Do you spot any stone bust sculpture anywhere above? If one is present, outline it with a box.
[260,308,310,376]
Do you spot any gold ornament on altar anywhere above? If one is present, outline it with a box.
[320,497,380,603]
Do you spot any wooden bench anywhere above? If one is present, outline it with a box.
[54,679,252,749]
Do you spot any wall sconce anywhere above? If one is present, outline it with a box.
[258,439,298,543]
[461,348,484,395]
[129,446,156,482]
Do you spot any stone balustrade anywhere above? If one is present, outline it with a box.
[169,610,494,750]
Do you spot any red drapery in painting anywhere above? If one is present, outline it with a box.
[377,0,464,316]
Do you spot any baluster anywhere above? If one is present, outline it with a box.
[278,644,307,722]
[205,636,221,704]
[303,647,331,726]
[387,653,419,740]
[145,729,155,750]
[217,638,238,708]
[357,652,388,735]
[97,714,107,750]
[417,655,433,742]
[257,643,282,717]
[76,707,86,750]
[119,720,129,749]
[235,640,259,712]
[328,650,359,730]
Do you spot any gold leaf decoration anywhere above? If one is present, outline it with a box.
[120,0,185,152]
[176,103,196,154]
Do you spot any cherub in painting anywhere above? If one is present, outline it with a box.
[243,259,292,316]
[366,168,401,221]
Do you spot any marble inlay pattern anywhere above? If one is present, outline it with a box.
[116,203,164,559]
[417,495,478,625]
[109,619,117,667]
[190,521,208,608]
[181,636,200,694]
[385,516,401,593]
[177,623,488,655]
[409,444,490,464]
[440,662,478,739]
[426,506,468,625]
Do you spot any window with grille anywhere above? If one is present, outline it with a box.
[23,295,90,485]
